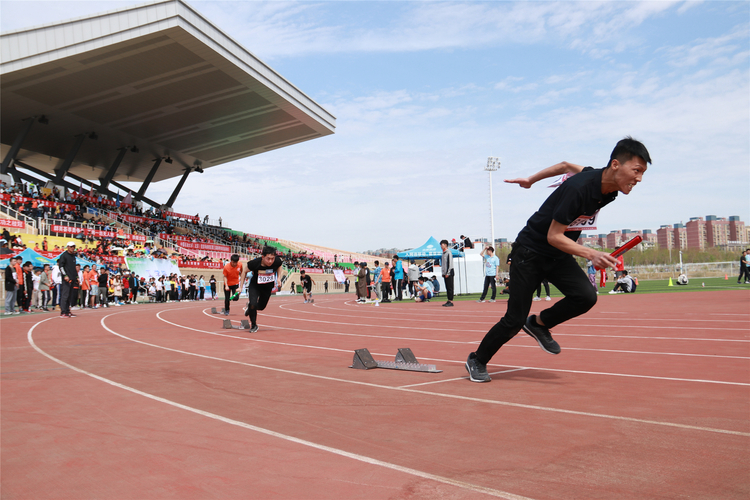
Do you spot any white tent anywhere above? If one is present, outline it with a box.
[429,244,488,295]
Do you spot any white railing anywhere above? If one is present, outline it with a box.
[0,202,39,233]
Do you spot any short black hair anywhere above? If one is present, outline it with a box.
[440,239,449,246]
[607,136,651,168]
[300,270,305,274]
[230,254,240,262]
[261,246,275,256]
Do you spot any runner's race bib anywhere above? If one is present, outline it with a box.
[566,211,599,231]
[257,270,275,284]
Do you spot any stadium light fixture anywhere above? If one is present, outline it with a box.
[485,157,501,249]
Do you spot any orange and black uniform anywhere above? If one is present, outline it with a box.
[222,261,242,313]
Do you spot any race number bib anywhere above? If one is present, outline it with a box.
[566,211,599,231]
[257,270,275,284]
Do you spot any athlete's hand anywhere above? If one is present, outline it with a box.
[591,251,618,270]
[505,177,533,189]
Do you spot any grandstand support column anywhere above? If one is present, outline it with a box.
[99,147,127,190]
[135,157,162,201]
[53,134,87,183]
[1,116,37,175]
[165,167,192,208]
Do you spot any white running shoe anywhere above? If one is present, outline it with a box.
[545,296,551,301]
[533,297,541,301]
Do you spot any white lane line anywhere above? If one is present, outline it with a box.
[204,309,750,360]
[26,318,529,500]
[92,311,747,427]
[280,302,750,325]
[110,314,750,436]
[306,300,750,322]
[398,368,529,389]
[196,309,750,384]
[253,310,750,333]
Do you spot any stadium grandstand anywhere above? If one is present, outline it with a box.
[0,0,376,301]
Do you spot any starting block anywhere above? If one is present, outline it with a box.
[223,319,252,330]
[350,348,441,373]
[211,307,226,314]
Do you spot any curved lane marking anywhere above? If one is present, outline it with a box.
[25,316,528,500]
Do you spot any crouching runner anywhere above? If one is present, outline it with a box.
[245,246,284,333]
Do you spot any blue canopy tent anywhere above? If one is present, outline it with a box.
[397,237,463,260]
[0,248,56,269]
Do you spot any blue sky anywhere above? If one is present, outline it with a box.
[2,1,749,251]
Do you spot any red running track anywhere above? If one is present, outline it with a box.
[2,290,749,499]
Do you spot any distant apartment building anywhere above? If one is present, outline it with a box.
[673,215,747,249]
[657,225,675,249]
[705,215,730,247]
[510,216,745,250]
[674,223,688,250]
[642,229,657,248]
[729,216,746,244]
[606,231,622,249]
[686,217,706,250]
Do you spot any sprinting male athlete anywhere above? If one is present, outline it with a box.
[300,269,315,304]
[245,246,284,332]
[466,137,651,383]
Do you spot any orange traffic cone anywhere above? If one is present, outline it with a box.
[725,274,728,280]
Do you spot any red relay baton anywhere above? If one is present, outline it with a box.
[595,235,642,270]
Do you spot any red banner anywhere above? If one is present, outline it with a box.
[50,224,146,242]
[0,219,25,229]
[301,267,354,275]
[158,233,208,243]
[177,241,231,253]
[177,261,222,269]
[109,212,164,226]
[247,233,278,242]
[163,211,198,221]
[99,255,126,264]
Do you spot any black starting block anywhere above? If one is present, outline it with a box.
[350,348,441,373]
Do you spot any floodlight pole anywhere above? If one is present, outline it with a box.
[485,157,500,249]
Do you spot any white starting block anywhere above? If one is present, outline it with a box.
[350,348,441,373]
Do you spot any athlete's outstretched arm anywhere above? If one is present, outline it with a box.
[237,263,245,292]
[547,221,618,269]
[505,161,585,189]
[276,266,286,289]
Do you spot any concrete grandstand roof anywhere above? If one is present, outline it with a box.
[0,0,335,184]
